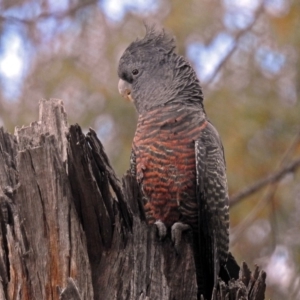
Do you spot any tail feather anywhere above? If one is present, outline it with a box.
[220,252,240,282]
[192,230,214,300]
[193,229,240,299]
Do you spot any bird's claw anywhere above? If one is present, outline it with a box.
[171,222,190,254]
[154,220,167,240]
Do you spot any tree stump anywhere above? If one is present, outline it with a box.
[0,99,266,300]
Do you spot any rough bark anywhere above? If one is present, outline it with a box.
[0,98,266,300]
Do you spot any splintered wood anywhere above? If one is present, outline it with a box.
[0,99,266,300]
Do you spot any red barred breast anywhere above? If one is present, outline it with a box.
[133,104,207,228]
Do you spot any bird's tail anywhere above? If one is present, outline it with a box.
[193,228,240,300]
[219,252,240,283]
[192,230,214,300]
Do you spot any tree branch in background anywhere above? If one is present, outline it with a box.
[230,157,300,207]
[230,129,300,245]
[204,4,265,88]
[230,128,300,206]
[0,0,97,25]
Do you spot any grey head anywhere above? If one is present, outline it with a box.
[117,26,204,114]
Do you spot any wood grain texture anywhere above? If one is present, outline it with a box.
[0,98,266,300]
[0,99,93,300]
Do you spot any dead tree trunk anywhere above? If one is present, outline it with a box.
[0,99,266,300]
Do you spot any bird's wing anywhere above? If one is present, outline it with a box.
[195,120,229,298]
[130,149,137,177]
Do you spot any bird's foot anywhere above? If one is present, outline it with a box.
[171,222,191,254]
[154,220,167,240]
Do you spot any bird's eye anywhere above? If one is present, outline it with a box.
[132,69,139,75]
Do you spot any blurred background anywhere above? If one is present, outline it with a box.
[0,0,299,298]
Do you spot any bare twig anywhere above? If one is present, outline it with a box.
[0,0,97,25]
[230,158,300,246]
[204,4,265,88]
[230,157,300,207]
[230,129,300,206]
[230,130,300,245]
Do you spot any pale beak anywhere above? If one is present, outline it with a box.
[118,79,133,102]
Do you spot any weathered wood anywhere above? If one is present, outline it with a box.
[0,98,266,300]
[67,125,198,300]
[0,99,93,300]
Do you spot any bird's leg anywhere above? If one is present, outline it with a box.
[171,222,191,253]
[154,220,167,240]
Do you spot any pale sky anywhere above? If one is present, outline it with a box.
[0,35,23,78]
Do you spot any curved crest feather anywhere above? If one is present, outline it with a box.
[128,24,176,55]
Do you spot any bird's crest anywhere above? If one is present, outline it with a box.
[127,25,176,55]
